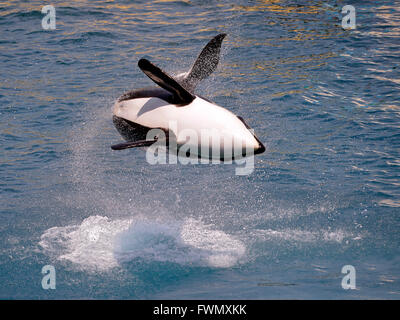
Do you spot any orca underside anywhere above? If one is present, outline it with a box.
[113,114,265,158]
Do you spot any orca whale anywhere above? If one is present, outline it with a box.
[112,33,265,161]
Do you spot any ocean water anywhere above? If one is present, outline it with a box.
[1,0,399,299]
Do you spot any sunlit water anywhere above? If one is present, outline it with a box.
[1,0,399,299]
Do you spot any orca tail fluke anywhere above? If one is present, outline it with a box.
[180,33,227,92]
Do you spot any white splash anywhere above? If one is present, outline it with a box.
[39,216,132,271]
[39,215,246,272]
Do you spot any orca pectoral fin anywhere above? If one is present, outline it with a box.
[138,58,195,105]
[181,33,227,91]
[111,139,158,150]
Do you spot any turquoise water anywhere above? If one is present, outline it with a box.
[1,0,399,299]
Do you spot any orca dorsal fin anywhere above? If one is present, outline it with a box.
[138,58,195,105]
[179,33,227,92]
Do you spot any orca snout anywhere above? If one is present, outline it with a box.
[254,140,265,155]
[252,134,265,155]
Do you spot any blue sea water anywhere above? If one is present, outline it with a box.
[0,0,399,299]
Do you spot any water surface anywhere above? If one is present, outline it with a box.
[1,0,399,299]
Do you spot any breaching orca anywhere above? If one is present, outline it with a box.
[112,33,265,161]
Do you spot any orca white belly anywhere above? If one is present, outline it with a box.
[113,96,260,157]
